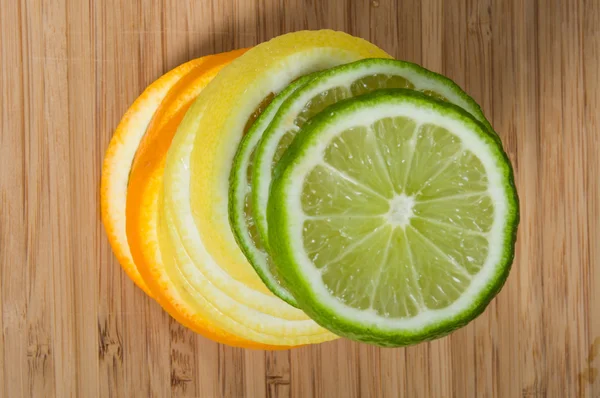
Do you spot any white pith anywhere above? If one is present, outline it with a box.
[387,194,415,227]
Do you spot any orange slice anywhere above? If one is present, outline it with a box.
[126,49,283,348]
[101,58,207,296]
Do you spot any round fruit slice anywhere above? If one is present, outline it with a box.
[125,49,280,348]
[229,73,318,306]
[162,30,390,345]
[101,58,209,296]
[253,58,499,255]
[268,89,519,346]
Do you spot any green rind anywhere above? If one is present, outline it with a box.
[268,89,519,347]
[254,57,501,252]
[228,74,319,306]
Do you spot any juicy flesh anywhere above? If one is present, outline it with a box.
[300,117,494,318]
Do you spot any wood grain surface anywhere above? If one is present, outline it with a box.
[1,0,599,397]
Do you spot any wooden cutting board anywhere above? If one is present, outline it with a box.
[1,0,598,397]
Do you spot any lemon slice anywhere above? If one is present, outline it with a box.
[162,30,390,345]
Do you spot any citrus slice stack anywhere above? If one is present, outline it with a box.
[102,29,518,348]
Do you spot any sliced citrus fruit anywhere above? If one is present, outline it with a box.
[101,58,208,296]
[252,58,498,260]
[125,49,281,348]
[162,30,390,345]
[268,89,519,346]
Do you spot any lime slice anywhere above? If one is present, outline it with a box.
[268,89,518,346]
[253,58,498,255]
[229,73,318,306]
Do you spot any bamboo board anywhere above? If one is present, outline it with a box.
[1,0,598,396]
